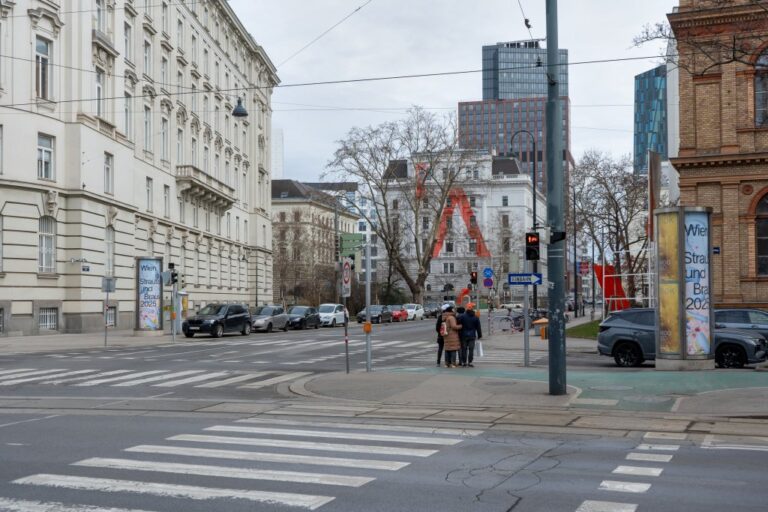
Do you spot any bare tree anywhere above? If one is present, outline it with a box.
[571,151,649,300]
[326,107,474,303]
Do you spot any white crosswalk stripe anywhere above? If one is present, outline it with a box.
[205,425,464,445]
[194,371,273,388]
[74,370,169,387]
[151,371,230,387]
[0,497,155,512]
[111,370,204,387]
[237,371,312,389]
[42,370,135,385]
[0,369,66,382]
[0,369,99,386]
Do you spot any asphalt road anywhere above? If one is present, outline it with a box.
[0,320,763,511]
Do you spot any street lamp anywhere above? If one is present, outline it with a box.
[232,96,248,118]
[511,129,539,309]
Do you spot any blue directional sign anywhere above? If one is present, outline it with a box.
[483,267,493,279]
[507,273,543,286]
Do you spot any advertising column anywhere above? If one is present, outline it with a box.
[135,257,164,336]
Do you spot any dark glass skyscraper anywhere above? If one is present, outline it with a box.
[634,65,668,174]
[482,40,568,100]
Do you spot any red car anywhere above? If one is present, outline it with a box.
[389,305,409,322]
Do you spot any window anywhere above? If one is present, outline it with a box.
[392,199,399,210]
[145,177,153,212]
[143,39,151,74]
[757,194,768,275]
[244,220,248,243]
[503,238,511,252]
[177,70,183,94]
[469,239,477,253]
[227,212,231,237]
[35,37,51,99]
[0,215,3,272]
[163,185,170,217]
[95,67,105,117]
[179,198,185,223]
[470,215,477,227]
[177,19,184,47]
[502,214,509,228]
[37,134,54,180]
[124,93,132,138]
[162,2,169,33]
[38,216,56,273]
[176,128,184,162]
[445,241,454,253]
[124,22,132,61]
[143,106,152,151]
[203,145,209,172]
[161,54,169,85]
[0,308,3,333]
[443,263,455,274]
[161,117,169,160]
[191,137,197,166]
[756,50,768,126]
[106,306,116,327]
[446,216,453,230]
[105,226,115,276]
[236,216,240,241]
[96,0,106,33]
[469,196,476,207]
[502,196,509,207]
[359,221,366,232]
[192,201,198,227]
[39,307,58,330]
[104,153,113,194]
[191,34,197,62]
[191,83,197,111]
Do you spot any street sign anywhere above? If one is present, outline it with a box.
[507,273,543,286]
[713,246,721,255]
[101,277,116,293]
[483,267,493,279]
[579,260,591,276]
[342,257,352,298]
[483,277,493,289]
[340,233,365,253]
[160,271,173,286]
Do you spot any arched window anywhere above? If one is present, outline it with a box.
[105,226,115,276]
[38,216,56,273]
[756,50,768,126]
[757,194,768,275]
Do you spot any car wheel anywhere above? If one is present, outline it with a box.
[266,323,273,333]
[211,324,224,338]
[241,323,251,336]
[283,323,289,332]
[716,344,747,369]
[613,341,643,367]
[331,319,336,328]
[300,320,306,330]
[389,316,393,323]
[314,322,319,329]
[184,332,194,338]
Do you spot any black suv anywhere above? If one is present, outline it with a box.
[597,308,767,368]
[182,303,251,338]
[715,309,768,339]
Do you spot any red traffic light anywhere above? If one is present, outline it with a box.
[470,271,478,284]
[526,232,540,245]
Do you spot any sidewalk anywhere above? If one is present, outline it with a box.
[0,330,184,354]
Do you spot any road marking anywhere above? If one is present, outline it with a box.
[111,370,204,387]
[598,481,651,493]
[238,372,312,389]
[0,369,99,386]
[612,465,663,477]
[169,434,438,457]
[75,370,169,386]
[193,371,273,388]
[636,443,679,451]
[0,497,155,512]
[626,453,673,463]
[75,457,373,487]
[571,398,620,406]
[576,500,638,512]
[43,369,133,385]
[0,368,36,377]
[237,417,483,436]
[0,369,66,381]
[0,415,60,429]
[644,432,687,440]
[206,425,463,446]
[701,434,768,452]
[126,444,409,470]
[13,474,335,510]
[152,372,230,387]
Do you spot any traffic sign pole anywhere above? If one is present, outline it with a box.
[523,261,530,367]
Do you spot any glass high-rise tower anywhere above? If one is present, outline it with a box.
[482,40,569,100]
[633,65,668,174]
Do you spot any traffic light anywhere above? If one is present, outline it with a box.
[470,271,478,285]
[525,232,540,261]
[171,270,178,284]
[179,273,187,289]
[348,254,356,271]
[334,236,340,261]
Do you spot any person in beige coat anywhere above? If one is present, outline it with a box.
[441,305,462,368]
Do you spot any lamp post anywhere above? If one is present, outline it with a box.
[573,183,578,318]
[511,129,538,309]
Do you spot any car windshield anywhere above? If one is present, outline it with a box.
[199,304,226,316]
[251,306,275,316]
[389,305,402,310]
[404,304,416,310]
[363,306,382,313]
[319,305,336,313]
[288,306,308,315]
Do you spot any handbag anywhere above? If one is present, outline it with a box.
[475,340,484,357]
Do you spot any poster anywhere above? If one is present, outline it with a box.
[657,212,681,354]
[684,212,711,356]
[136,258,162,330]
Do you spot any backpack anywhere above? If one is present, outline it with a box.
[439,321,448,337]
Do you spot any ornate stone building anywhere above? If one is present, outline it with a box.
[669,0,768,308]
[0,0,279,335]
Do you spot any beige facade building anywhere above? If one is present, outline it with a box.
[0,0,278,335]
[669,0,768,308]
[271,180,356,306]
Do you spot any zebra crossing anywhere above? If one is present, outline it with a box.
[3,416,482,510]
[0,367,313,391]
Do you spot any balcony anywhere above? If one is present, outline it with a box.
[175,165,235,210]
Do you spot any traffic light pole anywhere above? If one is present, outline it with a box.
[546,0,567,395]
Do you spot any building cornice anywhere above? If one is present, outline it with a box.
[669,3,768,36]
[670,152,768,169]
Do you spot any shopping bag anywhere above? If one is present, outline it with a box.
[476,340,484,358]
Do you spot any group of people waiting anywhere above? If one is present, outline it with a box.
[435,304,482,368]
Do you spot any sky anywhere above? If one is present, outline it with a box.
[233,0,677,181]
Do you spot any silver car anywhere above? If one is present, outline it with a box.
[250,305,289,333]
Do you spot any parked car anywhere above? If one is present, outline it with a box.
[501,302,523,311]
[183,303,250,338]
[286,306,320,330]
[318,303,347,327]
[356,305,393,324]
[424,303,440,318]
[389,305,409,322]
[250,305,289,333]
[715,308,768,339]
[404,303,425,321]
[597,308,767,368]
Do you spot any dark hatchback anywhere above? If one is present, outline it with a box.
[356,305,393,324]
[286,306,320,330]
[182,303,251,338]
[597,308,768,368]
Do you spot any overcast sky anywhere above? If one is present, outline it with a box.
[233,0,676,181]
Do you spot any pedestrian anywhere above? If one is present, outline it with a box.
[440,305,462,368]
[435,305,447,367]
[458,306,482,367]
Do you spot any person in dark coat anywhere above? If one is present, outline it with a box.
[441,306,462,368]
[435,305,448,366]
[458,307,483,367]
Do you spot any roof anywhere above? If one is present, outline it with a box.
[384,160,408,180]
[271,179,349,212]
[491,157,522,176]
[304,182,359,193]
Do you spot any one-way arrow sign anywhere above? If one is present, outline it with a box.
[507,273,543,286]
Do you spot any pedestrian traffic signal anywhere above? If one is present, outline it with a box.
[470,271,478,285]
[171,270,178,284]
[334,236,340,261]
[525,232,540,261]
[179,273,187,289]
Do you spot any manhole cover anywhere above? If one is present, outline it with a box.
[622,395,672,404]
[589,386,634,391]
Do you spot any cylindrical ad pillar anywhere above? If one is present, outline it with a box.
[655,207,715,370]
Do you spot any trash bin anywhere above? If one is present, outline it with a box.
[533,318,549,340]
